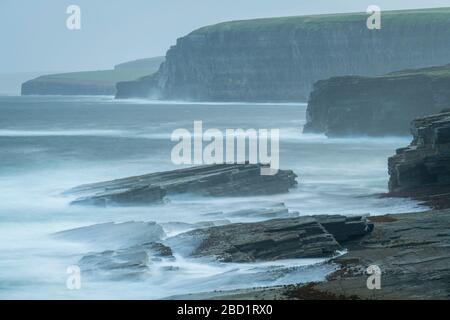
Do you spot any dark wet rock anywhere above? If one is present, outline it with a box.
[71,186,167,206]
[388,111,450,208]
[54,221,165,250]
[304,65,450,136]
[202,203,299,219]
[183,210,450,300]
[160,220,231,237]
[304,210,450,300]
[79,242,174,280]
[66,164,298,206]
[167,215,373,262]
[315,215,374,243]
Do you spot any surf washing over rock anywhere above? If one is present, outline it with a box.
[4,1,450,301]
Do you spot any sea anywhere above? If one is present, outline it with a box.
[0,95,425,299]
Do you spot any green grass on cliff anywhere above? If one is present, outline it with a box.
[31,57,165,85]
[387,64,450,78]
[327,64,450,83]
[194,7,450,33]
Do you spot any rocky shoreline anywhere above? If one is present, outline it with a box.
[169,209,450,300]
[183,111,450,300]
[388,111,450,209]
[56,213,373,284]
[58,110,450,299]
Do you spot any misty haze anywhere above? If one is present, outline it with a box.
[1,0,450,302]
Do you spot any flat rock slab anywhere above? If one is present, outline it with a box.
[315,215,373,243]
[167,215,373,262]
[53,221,165,250]
[66,163,298,206]
[79,242,175,281]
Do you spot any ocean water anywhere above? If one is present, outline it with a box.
[0,95,425,299]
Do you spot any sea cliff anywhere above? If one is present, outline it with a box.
[304,65,450,136]
[116,8,450,101]
[21,57,164,96]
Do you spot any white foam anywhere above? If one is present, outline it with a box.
[0,129,125,137]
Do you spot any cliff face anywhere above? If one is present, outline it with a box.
[21,57,164,96]
[388,111,450,208]
[116,8,450,101]
[21,79,116,96]
[304,65,450,136]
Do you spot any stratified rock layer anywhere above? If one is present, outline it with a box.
[53,221,165,250]
[168,215,373,262]
[175,210,450,300]
[299,210,450,300]
[304,65,450,136]
[79,242,174,280]
[116,8,450,102]
[67,164,298,206]
[388,111,450,208]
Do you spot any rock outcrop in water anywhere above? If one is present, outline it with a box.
[167,215,373,262]
[54,221,165,250]
[55,214,373,280]
[79,242,174,280]
[116,8,450,102]
[21,57,164,96]
[388,110,450,208]
[304,64,450,136]
[66,164,298,206]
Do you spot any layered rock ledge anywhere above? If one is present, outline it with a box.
[54,214,372,282]
[388,111,450,208]
[304,64,450,136]
[167,215,373,262]
[173,209,450,300]
[66,164,298,206]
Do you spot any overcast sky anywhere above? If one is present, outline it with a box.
[1,0,449,73]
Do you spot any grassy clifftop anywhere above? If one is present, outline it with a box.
[193,7,450,33]
[387,64,450,78]
[22,57,165,96]
[30,57,165,85]
[117,7,450,101]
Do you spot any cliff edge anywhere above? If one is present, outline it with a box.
[304,64,450,136]
[116,8,450,102]
[21,57,164,96]
[388,110,450,208]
